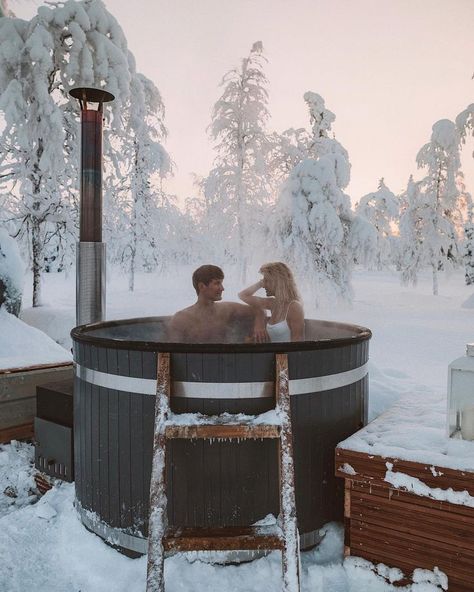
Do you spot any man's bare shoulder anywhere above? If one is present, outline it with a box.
[167,305,197,340]
[170,304,198,320]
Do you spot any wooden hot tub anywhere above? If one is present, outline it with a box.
[71,317,371,556]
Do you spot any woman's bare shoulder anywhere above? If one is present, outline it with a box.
[288,300,304,316]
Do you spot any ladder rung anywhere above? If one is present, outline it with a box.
[163,526,284,552]
[165,423,280,440]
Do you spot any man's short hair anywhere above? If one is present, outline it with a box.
[192,265,224,295]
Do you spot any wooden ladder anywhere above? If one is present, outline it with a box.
[146,352,301,592]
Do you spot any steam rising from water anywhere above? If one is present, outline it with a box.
[88,318,359,344]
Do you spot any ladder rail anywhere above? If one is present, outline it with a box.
[276,353,301,592]
[146,352,171,592]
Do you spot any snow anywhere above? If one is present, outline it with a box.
[0,307,72,370]
[384,462,474,508]
[0,228,24,298]
[0,267,471,591]
[0,476,447,592]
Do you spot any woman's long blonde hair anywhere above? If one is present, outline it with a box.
[259,262,301,306]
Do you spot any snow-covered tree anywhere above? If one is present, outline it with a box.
[398,175,424,285]
[0,14,71,306]
[274,92,375,302]
[0,226,24,315]
[464,204,474,285]
[268,127,310,185]
[416,119,463,295]
[456,103,474,145]
[115,69,172,290]
[0,0,175,303]
[0,0,13,18]
[355,178,399,269]
[201,41,271,281]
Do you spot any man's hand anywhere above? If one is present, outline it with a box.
[253,310,269,343]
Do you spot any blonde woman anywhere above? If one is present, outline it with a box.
[238,262,305,342]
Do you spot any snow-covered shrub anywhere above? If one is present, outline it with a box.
[0,228,24,316]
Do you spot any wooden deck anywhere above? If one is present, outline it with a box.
[335,448,474,591]
[0,362,73,443]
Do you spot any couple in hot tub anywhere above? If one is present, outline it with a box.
[168,262,304,343]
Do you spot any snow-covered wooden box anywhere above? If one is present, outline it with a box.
[335,449,473,592]
[0,363,73,443]
[447,343,474,440]
[335,393,474,592]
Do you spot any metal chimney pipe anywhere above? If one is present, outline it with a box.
[69,87,115,326]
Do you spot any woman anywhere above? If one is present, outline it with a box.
[239,262,304,342]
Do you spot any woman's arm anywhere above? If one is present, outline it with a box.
[238,281,273,310]
[287,301,305,342]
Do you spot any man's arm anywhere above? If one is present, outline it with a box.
[225,302,269,343]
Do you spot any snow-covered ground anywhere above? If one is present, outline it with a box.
[0,308,72,370]
[1,266,472,591]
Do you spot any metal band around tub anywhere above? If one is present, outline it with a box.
[75,362,368,398]
[76,502,322,556]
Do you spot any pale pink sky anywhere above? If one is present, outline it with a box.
[17,0,474,204]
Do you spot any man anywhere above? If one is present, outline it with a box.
[167,265,267,343]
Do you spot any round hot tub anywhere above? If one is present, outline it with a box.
[71,317,371,556]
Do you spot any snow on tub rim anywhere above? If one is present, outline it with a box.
[70,316,371,557]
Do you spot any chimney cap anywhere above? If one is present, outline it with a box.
[69,87,115,105]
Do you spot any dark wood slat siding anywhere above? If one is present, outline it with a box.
[287,344,364,380]
[90,383,101,515]
[170,352,275,383]
[73,375,82,501]
[72,332,369,551]
[142,391,155,536]
[167,350,279,530]
[117,349,132,529]
[291,374,367,533]
[130,351,145,531]
[98,382,110,524]
[106,348,121,529]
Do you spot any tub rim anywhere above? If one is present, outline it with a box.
[71,316,372,353]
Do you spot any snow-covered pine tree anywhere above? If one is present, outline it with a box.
[456,103,474,145]
[268,127,310,185]
[275,92,375,302]
[416,119,463,295]
[355,178,399,270]
[119,69,172,291]
[398,175,424,285]
[201,41,271,281]
[464,203,474,285]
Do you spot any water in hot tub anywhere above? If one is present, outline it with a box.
[1,266,469,591]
